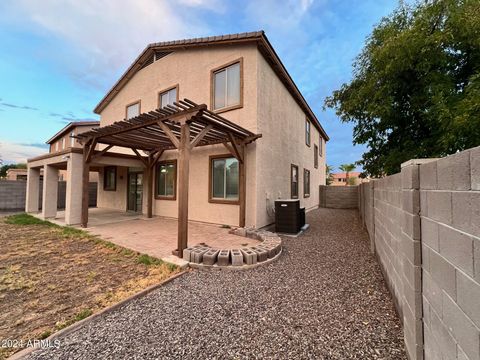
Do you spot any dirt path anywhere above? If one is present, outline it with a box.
[27,208,406,359]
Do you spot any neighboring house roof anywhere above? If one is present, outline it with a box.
[93,30,329,141]
[332,172,362,179]
[46,121,100,144]
[6,168,28,175]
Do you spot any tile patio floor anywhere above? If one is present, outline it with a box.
[49,208,260,260]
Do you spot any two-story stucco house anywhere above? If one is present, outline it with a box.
[26,31,328,256]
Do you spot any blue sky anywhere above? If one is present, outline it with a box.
[0,0,400,170]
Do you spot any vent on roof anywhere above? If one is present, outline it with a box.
[139,51,172,70]
[154,51,172,60]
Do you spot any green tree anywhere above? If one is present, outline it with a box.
[325,164,334,185]
[347,176,358,186]
[339,163,356,186]
[325,0,480,176]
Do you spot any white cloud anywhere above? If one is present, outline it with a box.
[4,0,211,89]
[245,0,317,29]
[177,0,225,12]
[0,141,48,164]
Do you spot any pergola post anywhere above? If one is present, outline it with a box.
[176,123,191,257]
[81,141,92,227]
[239,143,246,228]
[146,154,153,218]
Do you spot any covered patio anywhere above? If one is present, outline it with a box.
[75,99,261,258]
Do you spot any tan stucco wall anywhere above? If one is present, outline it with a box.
[97,166,128,211]
[98,44,259,226]
[95,44,326,228]
[99,44,258,132]
[255,52,326,227]
[49,124,99,154]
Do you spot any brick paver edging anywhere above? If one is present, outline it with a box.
[183,228,282,269]
[8,270,188,360]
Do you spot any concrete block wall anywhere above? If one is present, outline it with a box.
[420,148,480,360]
[319,185,358,209]
[0,180,27,210]
[359,145,480,360]
[0,180,97,210]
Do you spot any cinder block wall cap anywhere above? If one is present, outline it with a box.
[401,158,439,168]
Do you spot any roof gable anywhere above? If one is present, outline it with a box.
[46,121,100,144]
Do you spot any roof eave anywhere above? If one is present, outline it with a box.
[46,121,100,144]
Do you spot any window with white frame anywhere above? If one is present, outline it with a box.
[212,61,241,111]
[159,87,177,109]
[210,156,239,201]
[70,131,75,147]
[126,102,140,120]
[291,164,299,199]
[305,119,311,146]
[156,161,176,198]
[304,169,310,197]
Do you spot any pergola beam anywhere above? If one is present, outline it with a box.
[227,133,243,163]
[131,148,149,167]
[190,124,213,149]
[157,121,180,148]
[91,144,114,161]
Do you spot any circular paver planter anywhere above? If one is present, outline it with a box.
[183,228,282,270]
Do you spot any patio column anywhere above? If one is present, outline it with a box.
[25,166,40,213]
[176,123,191,257]
[81,142,92,227]
[42,164,58,219]
[65,152,84,225]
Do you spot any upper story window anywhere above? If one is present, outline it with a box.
[305,118,311,146]
[62,137,66,149]
[210,155,239,203]
[319,137,323,156]
[159,86,178,109]
[70,131,75,147]
[55,142,59,152]
[314,144,318,168]
[126,101,140,120]
[212,59,242,112]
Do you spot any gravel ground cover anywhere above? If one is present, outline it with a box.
[27,208,406,359]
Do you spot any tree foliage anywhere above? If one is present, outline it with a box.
[325,0,480,176]
[339,163,356,186]
[326,164,335,185]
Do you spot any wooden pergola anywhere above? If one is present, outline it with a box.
[76,98,261,257]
